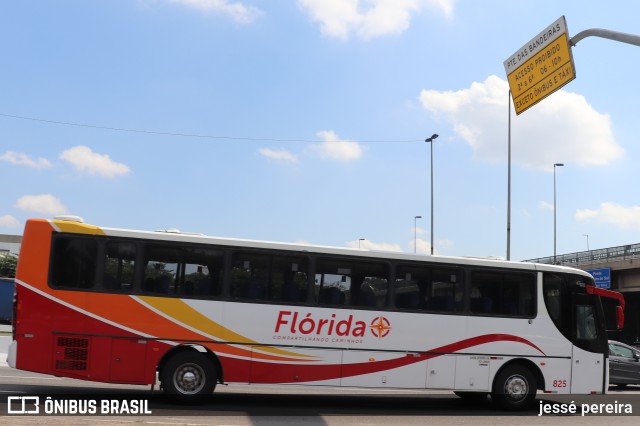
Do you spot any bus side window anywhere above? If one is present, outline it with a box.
[426,268,461,313]
[315,258,350,307]
[50,236,98,290]
[469,270,535,317]
[142,245,179,296]
[426,295,456,311]
[353,262,388,308]
[543,274,564,330]
[320,286,345,305]
[394,281,421,309]
[314,259,388,308]
[177,247,224,298]
[269,256,308,304]
[394,265,460,312]
[394,265,428,310]
[469,286,493,314]
[230,253,268,300]
[469,272,497,315]
[202,251,225,298]
[104,241,136,292]
[503,273,535,316]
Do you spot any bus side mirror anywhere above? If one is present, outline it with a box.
[616,305,625,330]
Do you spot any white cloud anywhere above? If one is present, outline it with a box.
[311,130,364,161]
[298,0,453,40]
[15,194,68,216]
[0,215,20,228]
[410,237,450,255]
[419,75,623,171]
[60,146,131,178]
[0,151,52,169]
[259,148,298,163]
[346,239,403,252]
[170,0,261,23]
[539,201,554,211]
[411,237,431,254]
[576,202,640,231]
[436,238,454,251]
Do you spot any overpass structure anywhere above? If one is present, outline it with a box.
[526,243,640,344]
[0,234,21,255]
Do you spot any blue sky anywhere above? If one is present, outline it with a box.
[1,0,639,261]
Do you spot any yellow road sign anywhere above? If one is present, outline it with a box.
[504,17,576,115]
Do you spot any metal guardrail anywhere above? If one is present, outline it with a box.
[525,243,640,266]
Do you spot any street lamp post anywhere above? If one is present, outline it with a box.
[584,234,590,251]
[425,134,439,255]
[507,90,512,261]
[358,238,365,249]
[553,163,564,263]
[414,215,422,253]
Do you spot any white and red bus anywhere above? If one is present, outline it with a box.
[8,216,625,410]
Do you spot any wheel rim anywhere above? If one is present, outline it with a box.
[503,374,528,402]
[173,362,206,394]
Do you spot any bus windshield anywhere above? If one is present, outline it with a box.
[543,273,616,354]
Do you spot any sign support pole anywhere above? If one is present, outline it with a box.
[506,90,511,261]
[570,28,640,47]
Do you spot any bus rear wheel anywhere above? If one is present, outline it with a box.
[160,351,216,401]
[491,364,536,411]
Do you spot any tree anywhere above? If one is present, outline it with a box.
[0,253,18,278]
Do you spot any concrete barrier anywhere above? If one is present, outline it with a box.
[0,334,10,367]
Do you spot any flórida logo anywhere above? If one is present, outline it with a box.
[369,315,392,339]
[274,311,392,339]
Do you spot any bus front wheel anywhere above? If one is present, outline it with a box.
[491,364,536,411]
[160,351,216,400]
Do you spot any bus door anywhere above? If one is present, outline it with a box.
[570,293,607,393]
[543,273,612,394]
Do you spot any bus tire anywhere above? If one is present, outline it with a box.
[491,364,536,411]
[160,351,216,401]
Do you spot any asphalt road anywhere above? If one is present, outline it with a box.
[1,364,639,425]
